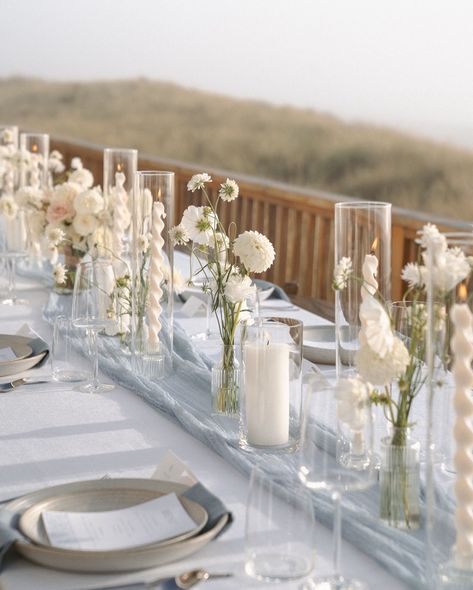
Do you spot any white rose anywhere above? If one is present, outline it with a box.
[74,188,104,215]
[73,213,98,237]
[69,167,94,188]
[224,273,256,304]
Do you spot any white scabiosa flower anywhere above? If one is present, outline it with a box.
[52,263,67,285]
[169,224,190,246]
[218,178,239,202]
[73,213,98,237]
[224,273,256,304]
[187,173,212,192]
[232,230,275,273]
[180,205,217,245]
[45,225,65,246]
[0,195,18,220]
[333,257,353,290]
[74,188,104,215]
[355,337,409,386]
[336,377,370,430]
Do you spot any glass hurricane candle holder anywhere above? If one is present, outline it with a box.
[239,317,303,453]
[19,132,49,188]
[103,148,138,257]
[130,171,174,380]
[334,201,391,374]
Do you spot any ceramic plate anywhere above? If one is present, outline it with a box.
[6,478,228,573]
[303,325,355,365]
[0,334,45,377]
[19,487,208,550]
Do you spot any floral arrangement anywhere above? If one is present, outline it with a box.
[170,173,276,413]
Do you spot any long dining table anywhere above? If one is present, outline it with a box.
[0,269,409,590]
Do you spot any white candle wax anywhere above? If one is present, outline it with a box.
[450,302,473,570]
[361,253,378,300]
[147,201,166,349]
[244,341,290,447]
[112,171,129,256]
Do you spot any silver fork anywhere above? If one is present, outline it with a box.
[0,376,51,392]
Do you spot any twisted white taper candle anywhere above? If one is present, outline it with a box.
[112,171,129,256]
[450,299,473,570]
[147,201,166,349]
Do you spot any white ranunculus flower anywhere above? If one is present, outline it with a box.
[73,213,98,237]
[180,205,217,245]
[232,230,275,274]
[187,173,212,192]
[218,178,239,202]
[224,273,256,304]
[74,188,104,215]
[0,195,18,220]
[52,263,67,285]
[69,167,94,188]
[336,377,370,430]
[355,336,409,386]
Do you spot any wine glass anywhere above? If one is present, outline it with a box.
[72,259,118,393]
[0,210,29,305]
[298,370,375,590]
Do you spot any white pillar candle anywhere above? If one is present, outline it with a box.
[244,340,290,446]
[147,201,166,349]
[450,295,473,570]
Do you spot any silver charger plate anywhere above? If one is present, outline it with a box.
[6,478,229,573]
[303,325,355,365]
[0,334,45,377]
[19,487,208,551]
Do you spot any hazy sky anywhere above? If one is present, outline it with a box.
[1,0,473,148]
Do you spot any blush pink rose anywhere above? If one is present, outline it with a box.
[46,200,74,224]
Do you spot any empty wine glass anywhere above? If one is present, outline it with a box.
[299,370,375,590]
[72,259,118,393]
[0,210,29,305]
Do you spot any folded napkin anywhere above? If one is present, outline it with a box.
[16,323,49,368]
[0,480,232,572]
[253,278,290,301]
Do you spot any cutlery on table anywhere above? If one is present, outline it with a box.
[0,377,51,392]
[80,569,233,590]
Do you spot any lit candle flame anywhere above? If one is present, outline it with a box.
[31,144,38,153]
[370,237,378,255]
[117,163,122,172]
[458,283,468,302]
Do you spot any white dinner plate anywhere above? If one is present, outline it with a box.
[0,334,46,377]
[19,487,208,551]
[6,478,229,573]
[303,325,355,365]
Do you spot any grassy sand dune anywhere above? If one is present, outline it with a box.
[1,77,472,219]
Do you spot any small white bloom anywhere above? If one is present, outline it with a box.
[45,225,65,246]
[355,336,409,386]
[0,195,18,220]
[172,268,186,295]
[336,377,370,430]
[333,257,353,290]
[48,151,65,174]
[218,178,239,202]
[74,188,104,215]
[69,166,94,188]
[359,296,393,358]
[71,157,83,170]
[233,230,275,274]
[73,213,98,236]
[169,224,190,246]
[181,205,217,245]
[224,273,256,304]
[418,223,447,253]
[434,247,471,292]
[137,233,151,252]
[187,173,212,192]
[401,262,426,289]
[52,263,67,285]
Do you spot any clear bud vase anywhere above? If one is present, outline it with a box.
[130,171,174,380]
[379,426,420,530]
[211,343,240,416]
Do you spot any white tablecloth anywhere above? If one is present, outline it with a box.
[0,275,408,590]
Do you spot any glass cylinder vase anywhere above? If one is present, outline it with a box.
[334,201,391,374]
[425,232,473,588]
[239,317,303,453]
[211,343,240,416]
[379,426,421,531]
[131,171,174,380]
[103,148,138,258]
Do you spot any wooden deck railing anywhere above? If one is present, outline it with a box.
[51,136,471,303]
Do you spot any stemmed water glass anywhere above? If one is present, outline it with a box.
[72,259,118,393]
[0,211,29,305]
[298,370,375,590]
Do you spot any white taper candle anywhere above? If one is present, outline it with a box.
[147,201,166,348]
[450,294,473,570]
[112,171,129,256]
